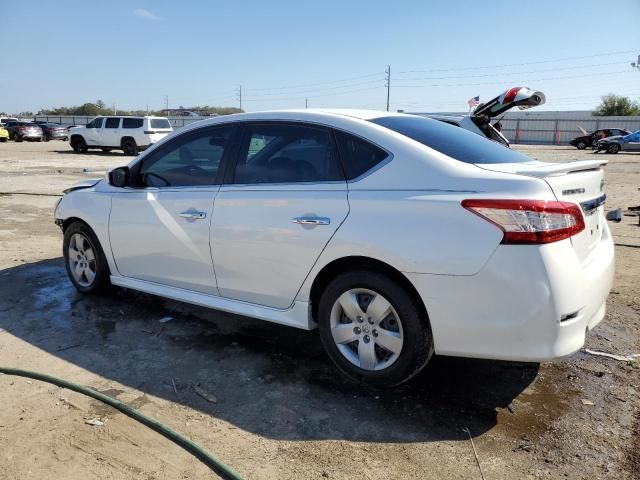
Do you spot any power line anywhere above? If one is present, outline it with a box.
[395,48,640,74]
[393,61,628,82]
[241,78,383,97]
[391,70,635,88]
[243,71,382,92]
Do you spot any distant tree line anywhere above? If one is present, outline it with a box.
[593,94,640,116]
[25,100,243,117]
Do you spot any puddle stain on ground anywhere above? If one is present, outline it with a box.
[2,258,552,443]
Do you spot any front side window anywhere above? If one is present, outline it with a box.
[105,117,120,128]
[138,126,234,187]
[233,123,343,184]
[122,118,143,129]
[371,115,532,164]
[86,117,103,129]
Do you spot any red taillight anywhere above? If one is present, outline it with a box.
[461,199,585,244]
[17,126,26,131]
[502,87,522,104]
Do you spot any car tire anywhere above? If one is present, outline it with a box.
[577,141,586,150]
[63,221,111,294]
[44,135,50,142]
[122,138,138,156]
[608,144,620,154]
[14,133,22,142]
[317,270,433,387]
[71,136,88,153]
[101,148,112,153]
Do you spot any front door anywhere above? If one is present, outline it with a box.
[109,125,237,295]
[213,122,349,309]
[84,117,104,145]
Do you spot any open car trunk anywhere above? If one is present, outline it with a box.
[471,87,546,146]
[477,159,607,264]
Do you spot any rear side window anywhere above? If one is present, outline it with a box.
[105,118,120,128]
[122,118,143,129]
[370,115,531,164]
[334,131,388,180]
[150,118,171,129]
[233,123,344,184]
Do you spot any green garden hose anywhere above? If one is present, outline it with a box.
[0,367,243,480]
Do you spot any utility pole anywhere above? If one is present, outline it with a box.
[305,97,308,109]
[385,65,391,112]
[146,104,149,114]
[113,102,116,115]
[632,54,640,71]
[165,95,169,114]
[236,85,243,111]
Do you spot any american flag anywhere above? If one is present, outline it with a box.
[467,96,480,108]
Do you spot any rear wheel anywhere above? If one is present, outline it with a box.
[14,133,22,142]
[63,222,110,293]
[577,141,586,150]
[71,136,87,153]
[318,270,433,387]
[608,143,620,154]
[122,138,138,156]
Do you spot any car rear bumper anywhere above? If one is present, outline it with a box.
[405,223,615,362]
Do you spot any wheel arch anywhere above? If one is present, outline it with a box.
[309,255,430,328]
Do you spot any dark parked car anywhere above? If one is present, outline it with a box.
[4,121,43,142]
[569,127,630,150]
[34,122,68,141]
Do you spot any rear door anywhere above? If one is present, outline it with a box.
[212,122,349,309]
[102,117,121,146]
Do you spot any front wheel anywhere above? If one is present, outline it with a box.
[577,141,586,150]
[318,270,433,387]
[63,222,110,293]
[71,136,87,153]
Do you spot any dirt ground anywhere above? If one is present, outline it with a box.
[0,140,638,480]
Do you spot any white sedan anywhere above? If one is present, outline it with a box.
[54,110,614,386]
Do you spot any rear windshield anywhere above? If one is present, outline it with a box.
[150,118,171,129]
[370,115,531,164]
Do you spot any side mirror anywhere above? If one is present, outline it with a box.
[109,167,130,188]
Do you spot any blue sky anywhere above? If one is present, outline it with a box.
[1,0,639,113]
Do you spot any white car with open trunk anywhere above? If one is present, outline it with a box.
[54,109,614,386]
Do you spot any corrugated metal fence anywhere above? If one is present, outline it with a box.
[31,113,640,146]
[496,114,640,145]
[32,115,204,129]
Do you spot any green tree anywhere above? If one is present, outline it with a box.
[593,94,640,116]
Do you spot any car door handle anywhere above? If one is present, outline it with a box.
[179,210,207,220]
[292,216,330,225]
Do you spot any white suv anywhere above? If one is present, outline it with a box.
[68,116,173,155]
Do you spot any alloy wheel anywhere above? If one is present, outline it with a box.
[68,233,97,287]
[329,288,404,371]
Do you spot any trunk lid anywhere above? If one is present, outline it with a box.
[477,159,607,262]
[472,87,546,119]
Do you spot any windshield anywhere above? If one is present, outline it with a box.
[370,115,532,164]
